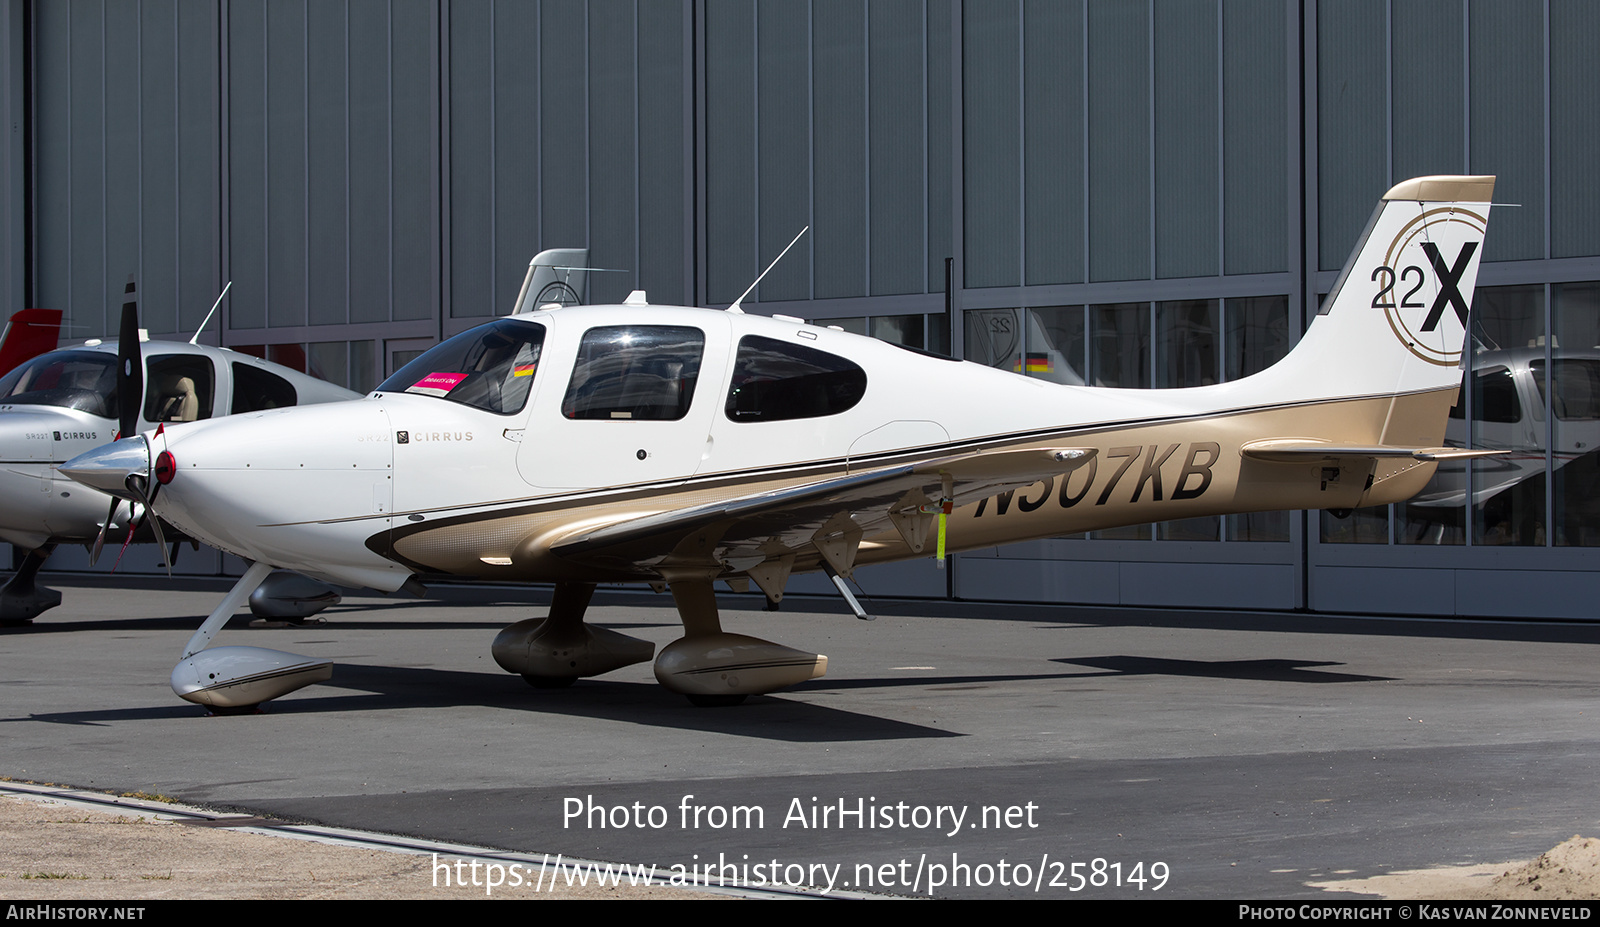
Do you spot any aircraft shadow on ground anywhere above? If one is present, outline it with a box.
[12,662,960,743]
[1050,655,1394,684]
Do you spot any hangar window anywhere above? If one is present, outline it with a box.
[379,319,547,415]
[724,335,867,422]
[561,326,705,421]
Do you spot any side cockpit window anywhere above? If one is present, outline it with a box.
[561,325,705,421]
[146,354,216,422]
[724,335,866,422]
[232,363,298,413]
[1452,365,1520,423]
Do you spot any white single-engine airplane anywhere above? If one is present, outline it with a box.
[63,176,1497,711]
[0,280,358,623]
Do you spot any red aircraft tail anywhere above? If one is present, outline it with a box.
[0,308,64,377]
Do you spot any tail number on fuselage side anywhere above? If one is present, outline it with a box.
[972,442,1221,518]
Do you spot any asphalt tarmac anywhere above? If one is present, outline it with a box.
[3,575,1597,899]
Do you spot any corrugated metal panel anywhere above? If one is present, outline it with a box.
[228,0,269,330]
[704,0,755,305]
[1550,0,1599,259]
[1391,0,1464,182]
[1023,0,1083,287]
[925,0,951,292]
[493,0,541,316]
[1087,0,1148,283]
[869,0,923,296]
[1153,0,1217,280]
[587,1,635,306]
[637,0,686,305]
[962,0,1019,289]
[1222,0,1285,276]
[264,0,307,328]
[812,0,866,300]
[346,0,392,325]
[756,0,809,304]
[307,1,349,326]
[449,0,494,319]
[389,0,436,322]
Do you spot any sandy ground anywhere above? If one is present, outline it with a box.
[1,792,1596,901]
[0,794,702,900]
[1312,836,1600,900]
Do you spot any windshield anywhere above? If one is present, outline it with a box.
[0,350,119,417]
[379,319,547,415]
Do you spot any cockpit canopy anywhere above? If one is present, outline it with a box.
[379,318,548,415]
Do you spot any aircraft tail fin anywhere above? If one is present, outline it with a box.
[511,248,589,313]
[0,308,64,377]
[1280,175,1494,401]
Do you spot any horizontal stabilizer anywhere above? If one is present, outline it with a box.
[1241,439,1506,463]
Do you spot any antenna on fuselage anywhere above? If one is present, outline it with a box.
[726,226,809,315]
[189,281,232,345]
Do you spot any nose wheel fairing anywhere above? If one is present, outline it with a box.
[0,543,61,625]
[169,561,332,711]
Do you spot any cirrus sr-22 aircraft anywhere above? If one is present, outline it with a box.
[62,175,1498,711]
[1,281,359,624]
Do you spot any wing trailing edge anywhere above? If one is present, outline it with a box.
[1240,438,1505,463]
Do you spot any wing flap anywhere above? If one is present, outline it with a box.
[1241,439,1506,463]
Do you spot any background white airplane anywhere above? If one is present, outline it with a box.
[63,175,1497,711]
[1408,345,1600,513]
[0,280,358,624]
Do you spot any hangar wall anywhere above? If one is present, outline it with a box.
[7,0,1600,619]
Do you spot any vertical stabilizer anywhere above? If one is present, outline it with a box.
[1279,175,1494,401]
[511,248,589,313]
[0,308,63,377]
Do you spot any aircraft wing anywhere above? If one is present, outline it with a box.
[548,446,1096,577]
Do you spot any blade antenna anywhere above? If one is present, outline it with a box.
[189,281,232,344]
[726,226,808,314]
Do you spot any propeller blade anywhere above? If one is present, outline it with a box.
[122,471,172,577]
[145,507,172,576]
[89,496,119,567]
[116,276,142,441]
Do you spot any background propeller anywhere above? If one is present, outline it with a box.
[89,276,170,573]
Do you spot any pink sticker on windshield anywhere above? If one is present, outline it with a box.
[407,371,467,397]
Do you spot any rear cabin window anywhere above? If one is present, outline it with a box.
[1531,359,1600,421]
[231,363,298,413]
[724,335,867,422]
[561,326,705,421]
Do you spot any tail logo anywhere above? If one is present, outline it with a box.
[1373,208,1487,367]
